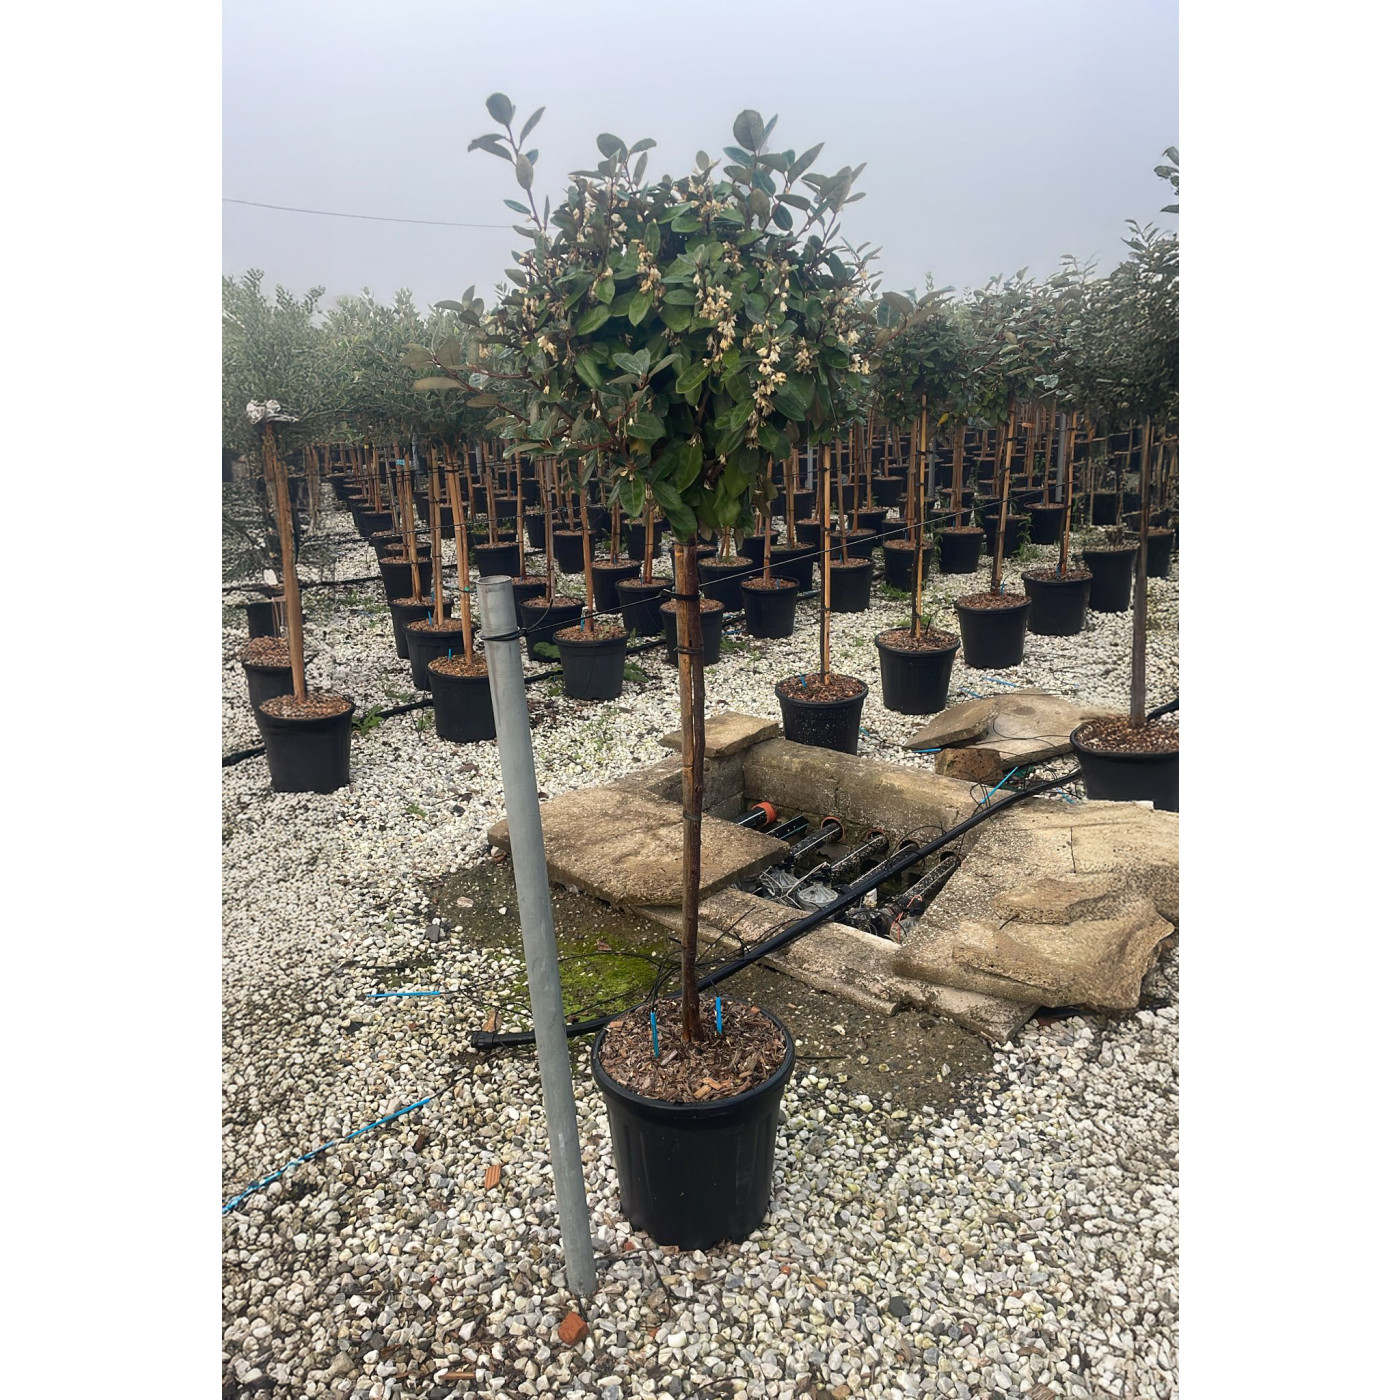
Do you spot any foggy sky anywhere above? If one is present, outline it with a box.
[223,0,1177,311]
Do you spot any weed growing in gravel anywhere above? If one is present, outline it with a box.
[353,705,386,735]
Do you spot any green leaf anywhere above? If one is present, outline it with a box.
[790,143,823,179]
[574,351,606,391]
[619,475,646,517]
[485,93,515,126]
[675,440,703,490]
[595,275,615,305]
[629,412,666,441]
[574,304,611,335]
[413,377,463,392]
[733,110,766,152]
[664,501,697,539]
[628,290,652,325]
[515,154,534,190]
[672,212,702,234]
[468,393,499,408]
[652,479,684,512]
[520,106,545,141]
[659,303,692,333]
[503,199,530,215]
[675,361,709,394]
[644,221,661,256]
[597,132,627,158]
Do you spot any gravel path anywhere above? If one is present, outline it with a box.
[223,482,1178,1399]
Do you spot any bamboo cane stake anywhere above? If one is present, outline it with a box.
[1129,418,1152,727]
[429,447,445,627]
[675,537,704,1044]
[262,423,307,703]
[446,461,474,657]
[990,416,1015,596]
[912,402,928,639]
[820,444,832,682]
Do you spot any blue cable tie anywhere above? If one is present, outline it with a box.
[958,687,985,699]
[716,997,723,1036]
[979,766,1022,807]
[988,678,1017,688]
[650,1010,660,1058]
[367,991,444,999]
[913,746,943,754]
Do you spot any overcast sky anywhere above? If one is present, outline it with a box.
[223,0,1177,311]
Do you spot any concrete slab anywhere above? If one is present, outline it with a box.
[485,787,788,907]
[903,697,996,750]
[892,799,1178,1010]
[973,690,1116,765]
[640,889,1037,1045]
[659,711,780,759]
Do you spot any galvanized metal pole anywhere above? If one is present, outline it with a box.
[1054,413,1068,504]
[479,575,597,1296]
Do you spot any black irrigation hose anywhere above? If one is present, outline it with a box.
[469,764,1089,1051]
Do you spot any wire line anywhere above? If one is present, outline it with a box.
[223,197,514,229]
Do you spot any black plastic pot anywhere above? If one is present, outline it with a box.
[983,513,1029,559]
[555,628,629,701]
[520,598,585,651]
[825,558,873,613]
[739,532,776,565]
[473,540,521,577]
[553,530,588,574]
[767,543,815,591]
[371,532,426,562]
[776,676,868,755]
[882,540,916,591]
[1022,570,1091,637]
[428,662,496,743]
[615,577,672,636]
[698,558,749,612]
[243,660,294,711]
[520,476,541,508]
[388,597,443,659]
[590,1006,795,1250]
[785,489,815,521]
[872,476,903,508]
[937,528,983,574]
[660,601,724,665]
[254,697,354,794]
[1070,725,1179,812]
[1146,529,1174,578]
[1091,492,1120,526]
[625,522,649,561]
[795,519,823,548]
[855,508,887,535]
[1013,486,1043,511]
[406,623,468,690]
[510,577,550,628]
[840,530,878,562]
[379,557,434,600]
[590,560,642,613]
[357,509,394,539]
[524,511,548,550]
[244,599,282,639]
[875,631,958,715]
[1082,546,1137,612]
[955,594,1031,669]
[741,578,799,638]
[670,540,717,572]
[1028,503,1066,545]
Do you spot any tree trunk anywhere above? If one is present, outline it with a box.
[262,423,307,702]
[911,402,927,639]
[820,446,832,681]
[675,539,705,1043]
[1129,418,1152,727]
[429,447,445,626]
[446,462,474,656]
[990,416,1014,596]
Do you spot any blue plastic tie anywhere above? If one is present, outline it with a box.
[913,746,943,754]
[988,678,1017,688]
[650,1010,660,1058]
[716,997,723,1036]
[958,687,985,699]
[979,767,1022,807]
[367,991,444,999]
[448,648,453,659]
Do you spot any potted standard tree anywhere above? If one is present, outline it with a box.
[223,273,356,792]
[1066,170,1180,808]
[439,95,878,1248]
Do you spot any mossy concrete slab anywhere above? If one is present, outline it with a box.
[658,710,780,759]
[486,787,787,907]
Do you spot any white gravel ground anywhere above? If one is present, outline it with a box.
[223,481,1178,1400]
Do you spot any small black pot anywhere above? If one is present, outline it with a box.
[615,578,672,636]
[776,676,868,755]
[510,577,550,629]
[768,542,815,591]
[1091,492,1120,526]
[357,509,394,539]
[590,560,643,613]
[242,660,294,711]
[473,540,522,577]
[660,602,724,665]
[955,594,1031,669]
[524,512,548,550]
[669,540,717,572]
[388,598,444,659]
[590,1006,795,1250]
[840,529,878,562]
[1013,486,1043,511]
[875,631,958,715]
[1028,503,1067,545]
[371,532,425,562]
[795,519,823,548]
[520,598,585,652]
[983,513,1029,560]
[428,663,496,743]
[254,697,354,794]
[1070,725,1179,812]
[555,628,629,701]
[855,507,887,535]
[406,624,468,690]
[379,557,434,600]
[937,528,983,574]
[739,532,776,565]
[1082,546,1137,612]
[520,477,541,508]
[1022,570,1091,636]
[625,522,650,561]
[741,578,800,638]
[1146,530,1174,579]
[825,558,873,613]
[243,598,282,639]
[698,558,749,612]
[882,540,916,591]
[784,488,815,521]
[872,476,903,508]
[553,530,588,574]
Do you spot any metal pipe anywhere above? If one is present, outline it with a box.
[769,815,809,843]
[821,829,889,883]
[479,574,596,1297]
[782,817,844,866]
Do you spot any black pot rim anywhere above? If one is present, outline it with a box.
[1027,502,1066,512]
[591,1005,794,1121]
[740,576,798,592]
[1081,544,1139,558]
[553,627,628,649]
[874,630,958,658]
[1021,569,1092,587]
[1069,722,1180,764]
[953,593,1030,613]
[255,696,355,726]
[774,676,869,709]
[616,577,674,592]
[521,596,585,611]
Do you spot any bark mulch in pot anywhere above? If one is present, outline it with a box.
[876,627,958,652]
[659,598,724,616]
[957,591,1030,610]
[259,691,351,720]
[1074,715,1179,754]
[428,653,489,678]
[239,636,292,665]
[600,998,787,1103]
[775,673,865,703]
[407,618,466,636]
[1022,567,1092,583]
[554,623,628,643]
